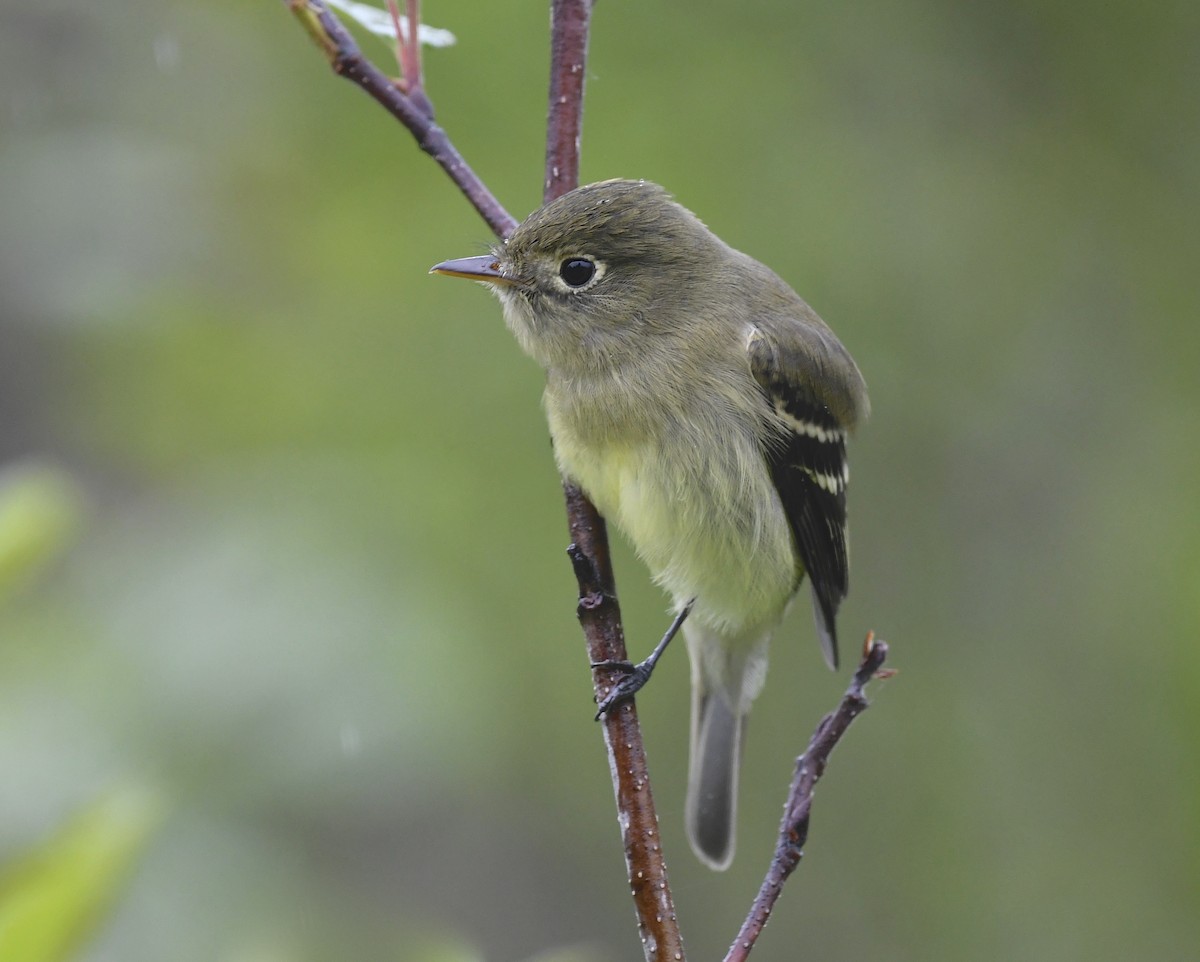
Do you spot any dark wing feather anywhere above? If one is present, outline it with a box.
[749,330,854,670]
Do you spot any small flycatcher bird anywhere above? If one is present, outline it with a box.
[432,180,868,870]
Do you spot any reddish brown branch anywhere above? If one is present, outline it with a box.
[544,0,591,202]
[544,5,684,959]
[566,499,685,962]
[285,0,516,238]
[724,634,891,962]
[401,0,422,93]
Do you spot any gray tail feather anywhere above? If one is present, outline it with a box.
[685,685,743,871]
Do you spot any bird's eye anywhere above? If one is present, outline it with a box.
[559,258,596,288]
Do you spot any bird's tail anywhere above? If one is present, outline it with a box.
[685,682,743,870]
[684,625,767,871]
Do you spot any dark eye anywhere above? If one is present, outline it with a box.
[559,258,596,288]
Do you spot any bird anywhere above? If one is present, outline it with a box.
[431,179,868,869]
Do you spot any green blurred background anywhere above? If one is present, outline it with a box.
[1,1,1197,959]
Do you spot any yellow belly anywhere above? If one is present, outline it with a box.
[550,425,797,642]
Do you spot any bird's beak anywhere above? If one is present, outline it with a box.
[429,255,526,287]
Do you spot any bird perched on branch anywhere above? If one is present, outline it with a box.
[433,179,868,870]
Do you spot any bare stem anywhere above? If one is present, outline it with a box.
[543,4,685,959]
[403,0,423,92]
[544,0,591,202]
[724,634,891,962]
[284,0,516,238]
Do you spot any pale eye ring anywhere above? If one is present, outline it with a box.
[559,258,596,288]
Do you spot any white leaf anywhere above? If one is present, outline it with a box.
[325,0,457,47]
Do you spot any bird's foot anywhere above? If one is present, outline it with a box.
[590,599,695,720]
[592,658,657,719]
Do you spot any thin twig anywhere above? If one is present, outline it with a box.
[543,0,591,201]
[724,634,891,962]
[384,0,409,87]
[543,4,685,959]
[284,0,516,238]
[566,502,685,962]
[399,0,421,92]
[383,0,434,118]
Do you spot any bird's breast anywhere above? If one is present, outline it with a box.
[544,375,798,640]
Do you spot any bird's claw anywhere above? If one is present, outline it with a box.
[593,659,655,720]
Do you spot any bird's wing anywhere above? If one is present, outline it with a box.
[747,321,862,670]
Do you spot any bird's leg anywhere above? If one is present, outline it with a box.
[593,599,694,719]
